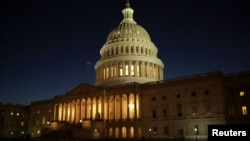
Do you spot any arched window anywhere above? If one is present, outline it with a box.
[109,128,113,138]
[115,127,119,138]
[122,127,126,138]
[129,126,134,138]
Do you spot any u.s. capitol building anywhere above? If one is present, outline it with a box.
[1,1,248,140]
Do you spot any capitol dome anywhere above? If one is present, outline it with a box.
[95,1,164,86]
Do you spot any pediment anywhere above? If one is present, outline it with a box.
[65,83,102,96]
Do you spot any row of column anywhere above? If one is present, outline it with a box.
[106,126,139,139]
[53,93,140,123]
[96,61,163,81]
[101,45,156,57]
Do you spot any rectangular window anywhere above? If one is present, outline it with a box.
[152,110,156,118]
[177,104,182,117]
[103,68,106,79]
[242,106,247,115]
[136,65,140,76]
[191,92,196,96]
[119,64,123,76]
[163,109,167,117]
[106,67,109,78]
[240,91,245,96]
[152,97,156,101]
[125,64,129,76]
[131,64,134,76]
[111,66,113,78]
[150,65,154,78]
[164,126,168,135]
[204,90,209,95]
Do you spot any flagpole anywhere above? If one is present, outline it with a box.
[85,60,92,84]
[86,61,88,83]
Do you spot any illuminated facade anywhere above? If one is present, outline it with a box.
[26,71,250,140]
[1,1,249,140]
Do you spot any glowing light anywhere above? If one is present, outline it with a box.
[129,103,134,109]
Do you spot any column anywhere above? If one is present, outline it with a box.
[127,94,130,120]
[134,94,137,119]
[54,104,57,121]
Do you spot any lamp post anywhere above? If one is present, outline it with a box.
[194,128,198,141]
[149,128,152,140]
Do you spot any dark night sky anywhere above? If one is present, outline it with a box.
[1,0,250,105]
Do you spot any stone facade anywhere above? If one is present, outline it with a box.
[26,70,250,140]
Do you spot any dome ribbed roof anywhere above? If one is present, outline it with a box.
[106,23,151,44]
[105,3,151,44]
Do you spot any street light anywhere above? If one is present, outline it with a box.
[194,128,198,141]
[149,128,152,140]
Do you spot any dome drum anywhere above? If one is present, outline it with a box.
[100,42,159,59]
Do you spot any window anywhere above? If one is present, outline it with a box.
[240,91,245,96]
[162,109,167,117]
[204,90,209,95]
[136,64,140,76]
[242,106,247,115]
[125,64,129,76]
[119,64,123,76]
[106,67,109,78]
[131,64,135,76]
[191,92,196,96]
[113,65,117,77]
[177,104,182,117]
[103,68,106,79]
[152,110,156,118]
[121,47,123,53]
[116,48,118,54]
[177,94,181,98]
[164,126,168,135]
[152,97,156,101]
